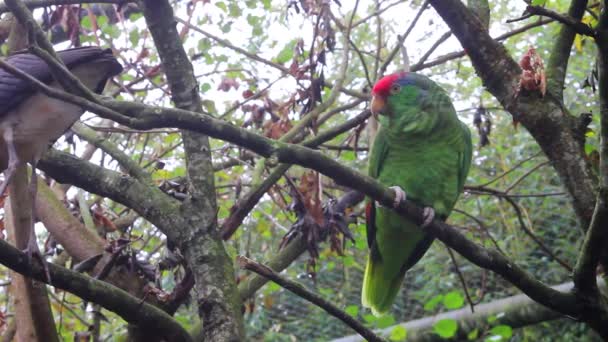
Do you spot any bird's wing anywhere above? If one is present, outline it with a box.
[366,126,390,250]
[0,47,120,114]
[457,121,472,194]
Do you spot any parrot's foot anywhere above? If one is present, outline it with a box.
[421,207,435,228]
[389,186,407,208]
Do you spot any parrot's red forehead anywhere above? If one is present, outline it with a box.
[372,72,406,96]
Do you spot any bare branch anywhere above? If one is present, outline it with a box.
[238,256,386,342]
[527,4,595,37]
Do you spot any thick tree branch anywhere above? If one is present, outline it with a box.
[0,0,131,15]
[0,239,192,341]
[333,279,607,342]
[138,1,245,340]
[39,149,183,242]
[72,122,150,182]
[428,0,596,232]
[545,0,589,100]
[573,5,608,304]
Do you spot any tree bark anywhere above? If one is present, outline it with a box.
[332,279,605,342]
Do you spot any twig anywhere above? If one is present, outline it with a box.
[502,196,572,272]
[237,256,386,342]
[445,245,475,313]
[411,31,452,70]
[526,5,596,37]
[220,110,371,240]
[412,18,554,71]
[473,152,543,188]
[378,0,429,76]
[504,161,550,193]
[453,208,504,254]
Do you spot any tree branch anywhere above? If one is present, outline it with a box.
[72,122,150,182]
[237,190,364,300]
[545,0,589,100]
[527,4,595,38]
[333,279,607,342]
[0,239,192,342]
[238,256,385,342]
[0,0,132,15]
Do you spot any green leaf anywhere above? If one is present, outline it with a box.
[343,151,356,161]
[264,282,280,294]
[355,235,367,250]
[363,314,377,323]
[274,39,297,64]
[433,319,458,338]
[228,3,242,17]
[389,326,407,341]
[81,16,92,30]
[345,305,359,317]
[343,255,355,267]
[490,325,513,339]
[531,0,546,5]
[202,100,217,114]
[198,38,211,52]
[104,25,120,38]
[200,83,212,93]
[216,2,227,12]
[97,15,108,28]
[375,314,395,329]
[443,291,464,310]
[129,12,143,21]
[129,29,140,46]
[467,328,479,340]
[220,22,233,33]
[152,169,171,180]
[424,294,443,311]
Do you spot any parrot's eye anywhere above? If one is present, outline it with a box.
[389,84,401,95]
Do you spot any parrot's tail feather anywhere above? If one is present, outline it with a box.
[361,256,406,316]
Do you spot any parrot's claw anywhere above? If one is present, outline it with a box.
[389,186,407,208]
[421,207,435,228]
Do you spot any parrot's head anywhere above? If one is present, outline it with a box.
[371,72,450,134]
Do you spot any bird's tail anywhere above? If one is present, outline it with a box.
[361,255,406,317]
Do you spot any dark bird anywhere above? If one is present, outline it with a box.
[0,46,122,269]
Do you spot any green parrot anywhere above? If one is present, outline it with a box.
[362,72,472,316]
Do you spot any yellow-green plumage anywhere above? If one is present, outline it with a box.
[362,72,472,316]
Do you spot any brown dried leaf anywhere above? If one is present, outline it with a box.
[299,171,324,226]
[264,118,293,139]
[518,47,546,96]
[217,77,240,92]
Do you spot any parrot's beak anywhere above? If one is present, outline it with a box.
[371,95,385,119]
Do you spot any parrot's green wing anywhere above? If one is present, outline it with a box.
[366,125,389,249]
[368,125,389,179]
[457,121,472,195]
